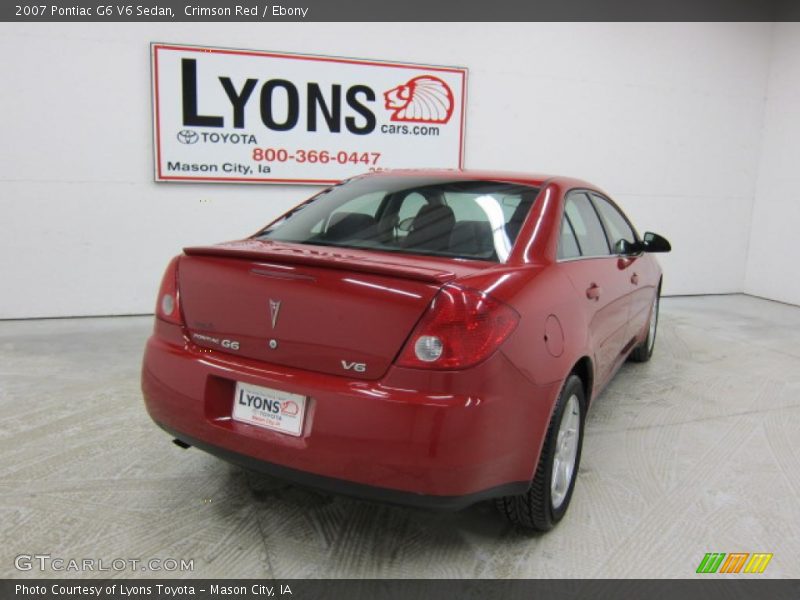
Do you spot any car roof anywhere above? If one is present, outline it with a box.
[359,168,598,191]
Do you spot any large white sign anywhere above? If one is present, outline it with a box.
[151,43,467,184]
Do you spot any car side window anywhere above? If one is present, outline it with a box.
[563,192,611,257]
[591,193,637,254]
[397,193,427,224]
[558,215,581,259]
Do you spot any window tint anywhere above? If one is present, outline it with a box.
[563,192,610,257]
[395,192,428,240]
[396,192,427,224]
[591,194,636,254]
[501,196,522,222]
[258,177,541,263]
[558,216,581,259]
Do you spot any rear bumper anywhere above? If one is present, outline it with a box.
[141,321,561,507]
[158,423,527,510]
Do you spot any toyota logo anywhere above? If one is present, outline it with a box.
[176,130,199,144]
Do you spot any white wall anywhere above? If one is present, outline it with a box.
[745,23,800,306]
[0,23,774,318]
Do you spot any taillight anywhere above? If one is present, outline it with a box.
[396,284,520,370]
[155,256,183,325]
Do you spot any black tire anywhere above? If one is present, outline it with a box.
[629,287,660,363]
[496,374,586,531]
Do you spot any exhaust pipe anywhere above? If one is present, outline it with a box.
[172,438,191,449]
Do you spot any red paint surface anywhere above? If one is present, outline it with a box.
[142,170,663,500]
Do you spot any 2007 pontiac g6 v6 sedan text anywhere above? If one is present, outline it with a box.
[142,170,671,530]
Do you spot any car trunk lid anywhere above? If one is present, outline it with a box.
[178,240,488,380]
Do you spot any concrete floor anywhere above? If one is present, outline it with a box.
[1,294,798,579]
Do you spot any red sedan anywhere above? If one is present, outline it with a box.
[142,170,670,530]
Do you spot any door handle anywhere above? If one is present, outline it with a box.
[586,283,602,300]
[631,272,639,285]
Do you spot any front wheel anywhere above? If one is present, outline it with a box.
[496,374,585,531]
[630,288,660,363]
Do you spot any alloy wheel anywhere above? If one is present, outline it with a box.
[551,394,581,509]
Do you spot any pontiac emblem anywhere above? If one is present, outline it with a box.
[269,299,281,329]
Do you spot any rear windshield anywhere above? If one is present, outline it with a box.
[257,176,540,262]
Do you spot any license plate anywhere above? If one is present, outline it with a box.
[232,382,307,437]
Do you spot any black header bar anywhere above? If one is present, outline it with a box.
[3,0,800,22]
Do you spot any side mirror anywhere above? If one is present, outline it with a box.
[614,238,642,256]
[642,231,671,253]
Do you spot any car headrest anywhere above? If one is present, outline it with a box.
[325,212,377,241]
[404,205,456,251]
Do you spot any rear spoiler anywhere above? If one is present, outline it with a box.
[183,241,458,284]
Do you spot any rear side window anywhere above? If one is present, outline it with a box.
[558,216,581,259]
[591,193,637,253]
[563,192,610,257]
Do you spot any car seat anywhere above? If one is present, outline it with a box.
[403,205,456,252]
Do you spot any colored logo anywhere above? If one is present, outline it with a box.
[696,552,773,574]
[383,76,455,124]
[281,400,299,416]
[176,129,199,144]
[269,299,281,329]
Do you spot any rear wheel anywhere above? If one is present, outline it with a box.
[496,374,585,531]
[630,287,660,363]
